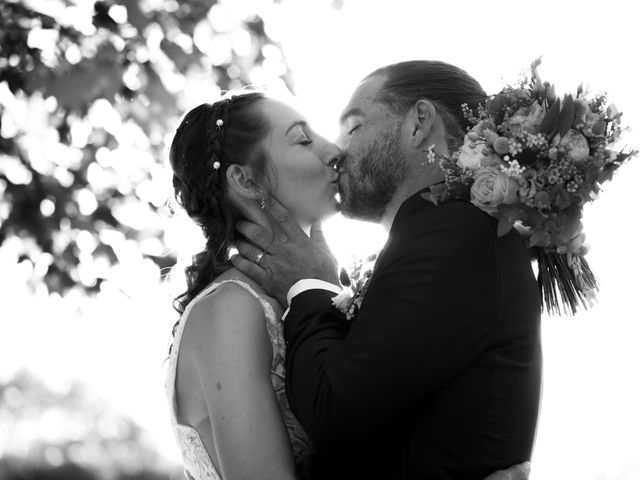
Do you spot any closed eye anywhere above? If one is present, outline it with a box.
[299,132,312,145]
[348,125,361,135]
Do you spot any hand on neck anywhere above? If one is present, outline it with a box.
[233,194,311,240]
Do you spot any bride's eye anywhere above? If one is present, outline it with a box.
[348,125,361,135]
[299,132,312,145]
[297,128,312,145]
[288,124,312,145]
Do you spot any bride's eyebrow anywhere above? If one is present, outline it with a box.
[285,120,307,136]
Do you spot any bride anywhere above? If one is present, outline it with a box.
[165,91,532,480]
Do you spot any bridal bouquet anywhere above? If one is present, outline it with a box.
[426,58,637,315]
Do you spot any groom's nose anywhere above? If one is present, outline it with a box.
[335,131,348,151]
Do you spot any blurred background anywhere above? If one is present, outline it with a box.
[0,0,638,479]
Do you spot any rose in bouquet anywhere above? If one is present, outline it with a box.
[427,58,637,315]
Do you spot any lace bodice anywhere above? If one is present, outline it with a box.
[165,279,313,479]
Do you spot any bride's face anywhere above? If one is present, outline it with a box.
[259,99,341,226]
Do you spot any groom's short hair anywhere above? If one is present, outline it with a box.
[365,60,487,151]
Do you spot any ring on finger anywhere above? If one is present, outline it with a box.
[255,250,265,266]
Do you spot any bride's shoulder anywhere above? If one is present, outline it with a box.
[215,268,281,313]
[191,275,263,321]
[180,274,271,360]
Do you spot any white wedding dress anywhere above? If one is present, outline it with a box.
[165,279,313,479]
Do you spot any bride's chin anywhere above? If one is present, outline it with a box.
[312,200,340,223]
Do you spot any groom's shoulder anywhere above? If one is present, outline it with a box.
[408,198,495,236]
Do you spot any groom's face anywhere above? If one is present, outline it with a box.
[336,75,409,222]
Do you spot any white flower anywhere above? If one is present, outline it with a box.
[508,102,546,134]
[331,288,354,313]
[552,129,590,163]
[457,135,502,170]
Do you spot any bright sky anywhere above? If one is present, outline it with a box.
[2,0,639,478]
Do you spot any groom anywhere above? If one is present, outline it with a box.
[233,61,542,479]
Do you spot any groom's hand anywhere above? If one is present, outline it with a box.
[231,198,339,307]
[484,462,531,480]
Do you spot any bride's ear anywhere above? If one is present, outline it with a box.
[407,99,437,148]
[225,164,263,201]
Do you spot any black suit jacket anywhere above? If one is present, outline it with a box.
[284,192,542,480]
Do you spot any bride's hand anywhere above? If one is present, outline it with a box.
[484,461,531,480]
[232,198,339,307]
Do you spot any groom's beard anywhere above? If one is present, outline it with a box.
[339,124,408,223]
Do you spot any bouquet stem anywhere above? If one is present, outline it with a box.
[536,250,598,316]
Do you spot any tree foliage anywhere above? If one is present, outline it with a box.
[0,0,292,296]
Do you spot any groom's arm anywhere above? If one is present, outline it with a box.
[283,202,499,448]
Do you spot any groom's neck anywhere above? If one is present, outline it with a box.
[380,184,417,232]
[380,169,444,232]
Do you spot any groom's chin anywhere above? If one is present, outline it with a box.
[338,198,381,224]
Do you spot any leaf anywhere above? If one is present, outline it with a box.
[597,168,615,184]
[552,188,572,210]
[486,94,508,115]
[529,230,550,248]
[557,94,575,138]
[539,98,561,136]
[497,217,514,237]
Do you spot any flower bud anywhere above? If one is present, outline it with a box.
[493,137,510,155]
[591,120,607,136]
[573,98,588,123]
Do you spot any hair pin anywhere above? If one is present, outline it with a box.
[213,161,221,170]
[215,119,224,128]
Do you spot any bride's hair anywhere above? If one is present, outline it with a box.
[366,60,487,152]
[169,92,270,313]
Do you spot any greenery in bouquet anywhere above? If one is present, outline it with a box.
[426,58,637,315]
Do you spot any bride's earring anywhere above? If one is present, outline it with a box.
[254,189,268,210]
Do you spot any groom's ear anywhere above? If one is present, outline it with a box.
[408,99,437,148]
[226,164,262,200]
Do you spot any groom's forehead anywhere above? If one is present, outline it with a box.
[340,75,386,122]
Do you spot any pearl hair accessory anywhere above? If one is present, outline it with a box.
[213,161,221,170]
[215,119,224,128]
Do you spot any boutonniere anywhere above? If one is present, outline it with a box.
[331,254,377,321]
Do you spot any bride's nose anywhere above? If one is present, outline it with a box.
[320,140,343,168]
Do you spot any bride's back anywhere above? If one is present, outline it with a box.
[170,268,291,477]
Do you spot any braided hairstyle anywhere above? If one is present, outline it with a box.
[169,92,270,313]
[365,60,487,152]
